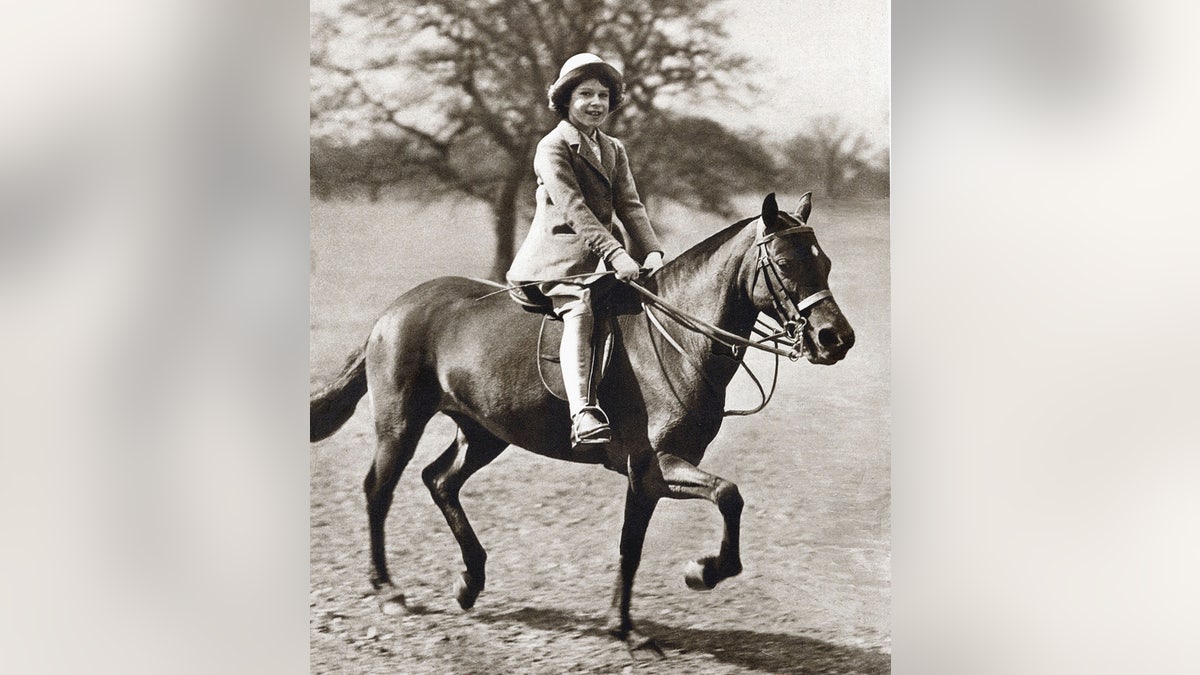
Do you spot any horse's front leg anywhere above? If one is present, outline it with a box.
[606,487,661,657]
[651,452,744,590]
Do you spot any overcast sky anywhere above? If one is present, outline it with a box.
[312,0,890,147]
[706,0,890,147]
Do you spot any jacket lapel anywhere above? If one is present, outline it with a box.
[557,121,610,184]
[598,131,616,180]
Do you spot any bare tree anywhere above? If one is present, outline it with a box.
[312,133,430,202]
[780,114,876,200]
[312,0,757,281]
[634,115,776,218]
[845,145,889,199]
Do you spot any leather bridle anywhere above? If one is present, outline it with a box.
[750,218,834,348]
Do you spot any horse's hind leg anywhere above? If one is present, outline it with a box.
[421,418,507,610]
[364,394,437,610]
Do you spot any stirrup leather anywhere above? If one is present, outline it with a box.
[571,405,611,445]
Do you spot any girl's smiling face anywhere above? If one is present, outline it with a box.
[567,78,610,133]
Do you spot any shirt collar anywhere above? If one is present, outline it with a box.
[558,119,604,147]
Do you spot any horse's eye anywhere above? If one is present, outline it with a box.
[776,258,792,270]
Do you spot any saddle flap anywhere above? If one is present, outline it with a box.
[537,316,616,401]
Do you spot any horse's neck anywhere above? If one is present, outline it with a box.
[652,222,760,353]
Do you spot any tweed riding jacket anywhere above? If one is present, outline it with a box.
[507,120,662,284]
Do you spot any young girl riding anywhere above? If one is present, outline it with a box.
[506,53,664,448]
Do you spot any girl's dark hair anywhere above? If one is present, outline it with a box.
[548,64,626,119]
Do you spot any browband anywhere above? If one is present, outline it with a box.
[756,223,813,244]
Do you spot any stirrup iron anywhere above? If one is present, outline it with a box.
[571,405,612,445]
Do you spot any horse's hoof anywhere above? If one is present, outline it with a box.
[684,559,714,591]
[455,572,481,610]
[626,630,665,661]
[380,592,408,615]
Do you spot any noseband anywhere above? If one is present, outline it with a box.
[752,218,834,346]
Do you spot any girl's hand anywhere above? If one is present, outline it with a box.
[610,249,642,282]
[642,251,664,274]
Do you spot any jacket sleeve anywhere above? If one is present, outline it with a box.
[534,135,626,261]
[611,138,663,257]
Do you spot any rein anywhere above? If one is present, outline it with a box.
[641,302,784,416]
[476,217,834,417]
[627,219,834,416]
[627,217,833,362]
[625,280,801,360]
[474,271,618,301]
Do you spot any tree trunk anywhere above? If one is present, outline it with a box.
[488,208,516,282]
[824,150,841,199]
[486,170,523,282]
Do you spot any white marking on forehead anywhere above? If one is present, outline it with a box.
[811,244,820,256]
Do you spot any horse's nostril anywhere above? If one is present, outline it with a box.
[817,327,841,348]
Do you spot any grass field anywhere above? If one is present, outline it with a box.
[310,194,890,673]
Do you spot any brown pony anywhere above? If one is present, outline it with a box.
[310,193,854,653]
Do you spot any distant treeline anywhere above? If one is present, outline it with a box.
[311,113,889,204]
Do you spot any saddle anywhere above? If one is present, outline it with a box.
[505,278,643,316]
[508,281,643,400]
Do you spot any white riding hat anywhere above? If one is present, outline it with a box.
[547,53,624,108]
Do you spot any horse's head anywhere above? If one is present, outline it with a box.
[748,193,855,365]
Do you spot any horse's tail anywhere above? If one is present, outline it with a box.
[310,342,368,442]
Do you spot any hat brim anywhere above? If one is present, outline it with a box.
[547,62,624,103]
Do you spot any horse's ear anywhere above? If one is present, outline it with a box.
[795,192,813,223]
[762,193,779,230]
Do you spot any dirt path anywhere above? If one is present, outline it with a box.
[310,197,890,673]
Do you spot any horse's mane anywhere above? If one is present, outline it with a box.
[655,215,758,287]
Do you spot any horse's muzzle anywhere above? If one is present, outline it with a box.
[803,304,855,365]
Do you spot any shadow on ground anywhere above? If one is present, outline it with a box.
[476,605,890,674]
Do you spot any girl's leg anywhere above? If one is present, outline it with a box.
[558,293,610,444]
